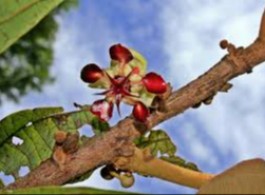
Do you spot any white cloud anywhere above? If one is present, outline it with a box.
[160,0,265,174]
[180,122,219,167]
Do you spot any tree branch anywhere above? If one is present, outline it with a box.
[7,8,265,190]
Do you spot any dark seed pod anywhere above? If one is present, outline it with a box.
[100,166,114,180]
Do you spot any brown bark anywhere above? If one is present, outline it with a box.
[6,8,265,190]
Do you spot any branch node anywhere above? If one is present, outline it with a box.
[219,82,233,93]
[52,131,80,170]
[221,39,252,74]
[114,141,135,157]
[192,102,202,109]
[202,95,214,105]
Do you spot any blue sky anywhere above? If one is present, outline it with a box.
[1,0,265,194]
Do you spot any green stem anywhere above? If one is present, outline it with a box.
[119,148,214,189]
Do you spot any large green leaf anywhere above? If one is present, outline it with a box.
[0,186,139,194]
[0,108,97,178]
[0,0,63,54]
[0,107,63,146]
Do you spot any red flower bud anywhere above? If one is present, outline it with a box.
[142,72,167,94]
[132,101,150,122]
[109,44,133,64]
[81,64,104,83]
[91,99,113,121]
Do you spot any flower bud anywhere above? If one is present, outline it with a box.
[109,44,133,64]
[81,63,104,83]
[132,101,150,122]
[142,72,167,94]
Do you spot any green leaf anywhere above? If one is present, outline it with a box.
[135,130,177,157]
[160,156,200,172]
[51,110,94,133]
[0,0,63,54]
[0,107,63,146]
[135,130,200,174]
[91,117,110,136]
[0,108,96,178]
[0,186,139,194]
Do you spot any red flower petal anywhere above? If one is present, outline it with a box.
[109,44,133,64]
[132,67,140,75]
[142,72,167,94]
[91,99,113,121]
[81,64,104,83]
[132,101,150,122]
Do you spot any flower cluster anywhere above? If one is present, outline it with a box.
[80,44,167,122]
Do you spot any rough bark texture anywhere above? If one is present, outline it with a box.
[6,8,265,190]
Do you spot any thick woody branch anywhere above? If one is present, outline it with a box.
[7,9,265,190]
